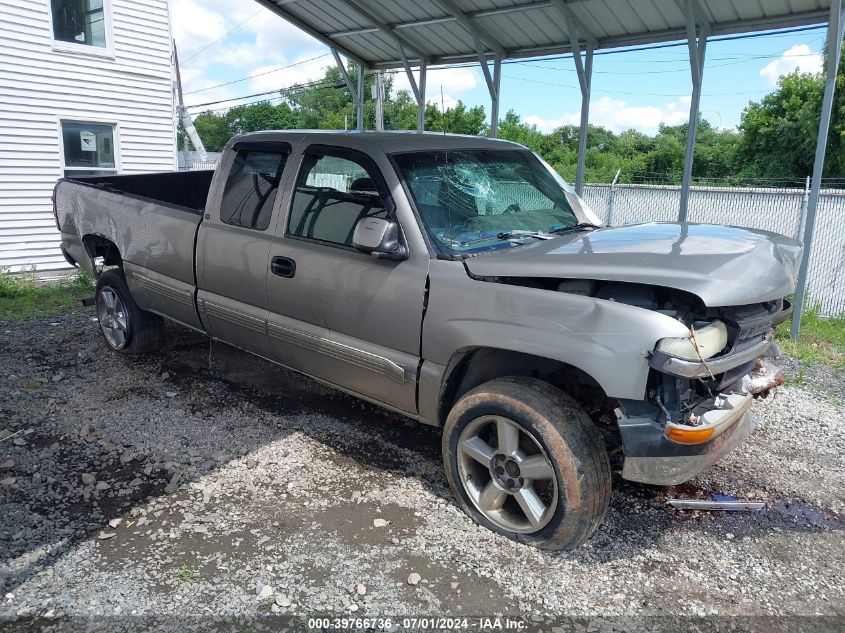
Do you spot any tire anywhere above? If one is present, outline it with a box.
[94,269,165,355]
[442,376,611,550]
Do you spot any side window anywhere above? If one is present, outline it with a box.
[287,151,389,247]
[219,148,288,231]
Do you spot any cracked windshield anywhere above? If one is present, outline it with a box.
[394,149,597,254]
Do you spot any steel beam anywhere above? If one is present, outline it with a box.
[575,46,593,194]
[432,0,505,56]
[333,47,364,132]
[678,0,708,222]
[791,0,844,339]
[418,61,427,132]
[553,0,593,194]
[490,54,502,137]
[334,0,428,60]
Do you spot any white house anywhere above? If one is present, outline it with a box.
[0,0,177,272]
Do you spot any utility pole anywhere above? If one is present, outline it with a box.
[173,40,208,167]
[374,71,384,131]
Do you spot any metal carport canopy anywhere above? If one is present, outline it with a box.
[254,0,829,69]
[252,0,842,340]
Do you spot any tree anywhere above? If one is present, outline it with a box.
[738,40,845,180]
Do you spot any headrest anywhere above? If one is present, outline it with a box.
[350,177,377,192]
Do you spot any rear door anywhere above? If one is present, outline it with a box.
[196,140,295,354]
[265,144,429,414]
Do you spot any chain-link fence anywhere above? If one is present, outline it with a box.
[175,152,845,316]
[582,182,845,316]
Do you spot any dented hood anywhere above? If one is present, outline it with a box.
[463,222,803,307]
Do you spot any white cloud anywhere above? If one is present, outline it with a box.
[173,0,330,111]
[759,44,823,86]
[524,95,693,134]
[391,66,479,111]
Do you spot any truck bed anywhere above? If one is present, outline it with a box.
[55,171,210,331]
[68,170,215,213]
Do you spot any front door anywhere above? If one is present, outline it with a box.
[265,145,428,414]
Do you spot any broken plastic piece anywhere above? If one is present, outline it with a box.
[668,499,765,511]
[742,359,785,396]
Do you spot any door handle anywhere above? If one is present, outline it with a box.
[271,256,296,278]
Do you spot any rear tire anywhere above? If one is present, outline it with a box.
[95,269,164,355]
[442,376,611,550]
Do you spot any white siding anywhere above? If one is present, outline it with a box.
[0,0,176,271]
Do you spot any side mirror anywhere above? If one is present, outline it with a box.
[352,217,408,261]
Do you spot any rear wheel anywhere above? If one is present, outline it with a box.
[443,377,611,550]
[95,269,164,355]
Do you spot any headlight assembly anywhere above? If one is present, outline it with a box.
[656,320,728,361]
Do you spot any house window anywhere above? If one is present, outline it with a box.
[51,0,107,49]
[61,121,117,177]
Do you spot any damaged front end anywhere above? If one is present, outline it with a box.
[616,297,790,486]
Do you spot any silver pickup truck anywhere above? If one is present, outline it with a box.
[54,131,800,550]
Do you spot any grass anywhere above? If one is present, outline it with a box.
[0,268,93,322]
[776,307,845,368]
[177,565,198,583]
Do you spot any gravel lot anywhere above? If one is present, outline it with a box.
[0,313,843,629]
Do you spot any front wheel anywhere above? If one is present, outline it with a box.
[442,377,611,550]
[95,269,164,355]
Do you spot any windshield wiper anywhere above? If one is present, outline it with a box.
[459,230,551,246]
[548,222,601,235]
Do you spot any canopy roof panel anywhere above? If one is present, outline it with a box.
[254,0,831,68]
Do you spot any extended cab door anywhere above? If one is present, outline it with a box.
[196,140,295,354]
[265,144,429,414]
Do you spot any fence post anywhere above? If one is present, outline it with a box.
[797,175,810,241]
[606,168,621,226]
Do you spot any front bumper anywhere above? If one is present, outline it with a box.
[618,392,758,486]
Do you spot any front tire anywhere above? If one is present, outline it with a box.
[95,269,164,355]
[443,377,611,550]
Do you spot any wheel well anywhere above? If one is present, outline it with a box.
[82,235,122,273]
[438,348,614,428]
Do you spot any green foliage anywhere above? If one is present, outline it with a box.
[184,45,844,185]
[739,41,845,180]
[0,268,93,322]
[776,307,845,368]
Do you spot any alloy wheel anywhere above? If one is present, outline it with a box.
[456,415,558,533]
[97,286,129,349]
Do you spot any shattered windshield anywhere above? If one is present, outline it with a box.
[394,149,595,255]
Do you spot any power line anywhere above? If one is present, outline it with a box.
[183,53,332,95]
[181,9,262,64]
[187,77,348,112]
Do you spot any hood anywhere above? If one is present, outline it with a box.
[463,222,803,307]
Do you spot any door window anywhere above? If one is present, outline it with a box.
[287,149,390,247]
[219,147,288,231]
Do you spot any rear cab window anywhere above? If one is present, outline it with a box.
[287,146,393,248]
[219,142,290,231]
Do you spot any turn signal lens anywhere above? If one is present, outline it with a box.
[665,425,715,445]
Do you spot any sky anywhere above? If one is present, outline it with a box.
[172,0,828,134]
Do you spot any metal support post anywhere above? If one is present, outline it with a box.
[490,54,501,137]
[791,0,844,339]
[679,0,708,222]
[374,71,384,131]
[418,61,427,132]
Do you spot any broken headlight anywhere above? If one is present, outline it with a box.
[656,320,728,361]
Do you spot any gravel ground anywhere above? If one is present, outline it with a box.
[0,313,843,630]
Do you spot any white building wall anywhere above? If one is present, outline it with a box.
[0,0,176,271]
